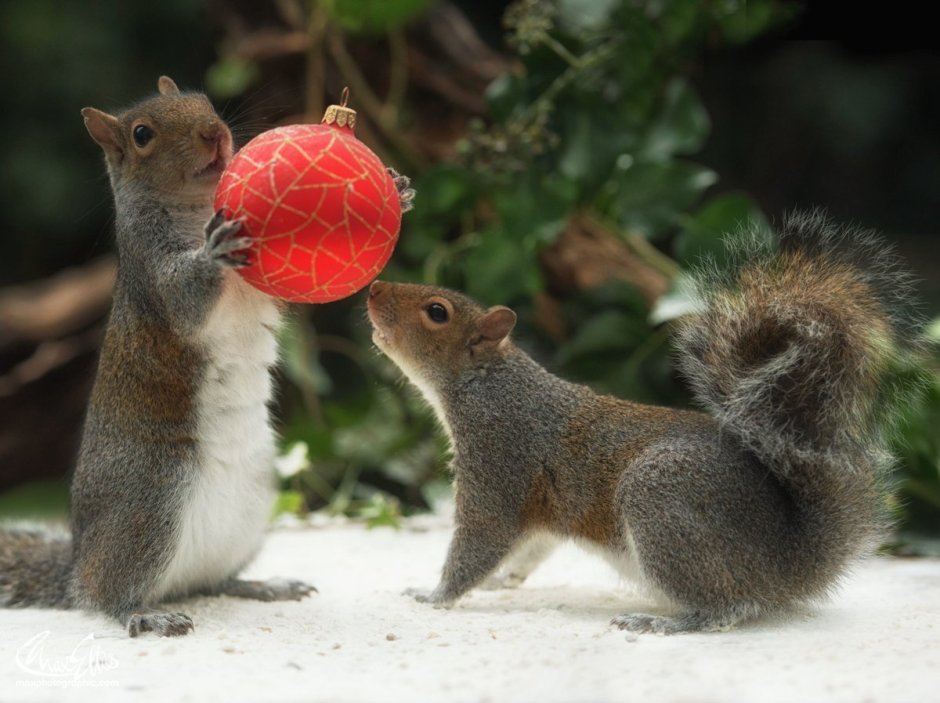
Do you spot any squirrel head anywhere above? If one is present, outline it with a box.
[367,281,517,397]
[81,76,233,204]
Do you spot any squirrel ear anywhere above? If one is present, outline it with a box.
[81,107,123,159]
[157,76,180,96]
[471,306,517,353]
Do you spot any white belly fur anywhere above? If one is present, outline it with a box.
[571,533,667,603]
[155,274,281,600]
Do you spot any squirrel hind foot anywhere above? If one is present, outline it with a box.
[126,610,194,638]
[479,572,527,591]
[219,578,316,602]
[610,609,748,635]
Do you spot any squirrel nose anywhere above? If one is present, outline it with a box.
[369,281,385,298]
[199,119,224,145]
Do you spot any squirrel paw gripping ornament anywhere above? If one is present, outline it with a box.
[215,89,409,303]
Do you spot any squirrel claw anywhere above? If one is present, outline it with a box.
[220,577,316,602]
[204,208,229,237]
[203,211,251,268]
[387,167,416,213]
[217,255,250,269]
[402,586,429,601]
[266,578,317,601]
[480,573,525,591]
[610,612,716,635]
[610,613,660,634]
[126,611,194,638]
[403,586,452,609]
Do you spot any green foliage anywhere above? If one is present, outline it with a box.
[273,489,306,518]
[281,0,809,521]
[4,0,931,538]
[358,494,404,529]
[277,318,446,518]
[0,0,214,283]
[321,0,433,33]
[0,480,69,520]
[206,56,260,99]
[674,193,771,265]
[387,0,789,397]
[272,0,937,540]
[890,334,940,537]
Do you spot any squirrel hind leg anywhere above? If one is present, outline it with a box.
[480,533,558,591]
[216,577,317,602]
[125,609,194,638]
[611,607,752,635]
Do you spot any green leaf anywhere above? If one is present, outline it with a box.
[904,479,940,510]
[0,480,69,519]
[556,309,649,365]
[205,56,259,99]
[558,109,595,181]
[649,273,704,325]
[674,192,771,265]
[275,442,311,479]
[321,0,432,34]
[358,494,402,529]
[302,427,337,459]
[654,0,706,46]
[273,490,305,518]
[576,279,650,310]
[462,227,543,304]
[556,0,620,37]
[489,170,574,243]
[420,478,454,512]
[639,79,711,160]
[414,165,476,215]
[713,0,798,44]
[485,74,527,122]
[610,160,718,237]
[279,320,334,396]
[926,318,940,344]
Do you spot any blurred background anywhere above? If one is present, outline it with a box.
[0,0,937,543]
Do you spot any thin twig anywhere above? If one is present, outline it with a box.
[519,38,620,124]
[294,319,326,428]
[584,214,680,279]
[304,0,329,120]
[541,34,582,67]
[386,26,409,115]
[326,30,425,169]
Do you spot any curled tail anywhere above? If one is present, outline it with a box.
[0,525,73,608]
[676,211,919,591]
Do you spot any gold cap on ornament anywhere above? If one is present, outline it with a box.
[322,87,357,129]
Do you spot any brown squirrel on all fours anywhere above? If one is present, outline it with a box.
[0,76,415,637]
[368,213,920,634]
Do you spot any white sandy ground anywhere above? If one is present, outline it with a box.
[1,517,939,703]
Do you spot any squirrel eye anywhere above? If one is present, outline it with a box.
[426,303,449,324]
[132,124,155,147]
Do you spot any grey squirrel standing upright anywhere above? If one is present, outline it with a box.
[367,213,916,634]
[0,77,414,637]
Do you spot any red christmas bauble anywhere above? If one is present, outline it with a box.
[214,106,401,303]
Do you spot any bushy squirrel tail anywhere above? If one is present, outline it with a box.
[0,525,73,608]
[676,211,920,591]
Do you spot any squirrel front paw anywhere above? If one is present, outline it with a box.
[388,168,416,213]
[403,586,453,609]
[480,572,526,591]
[202,209,253,268]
